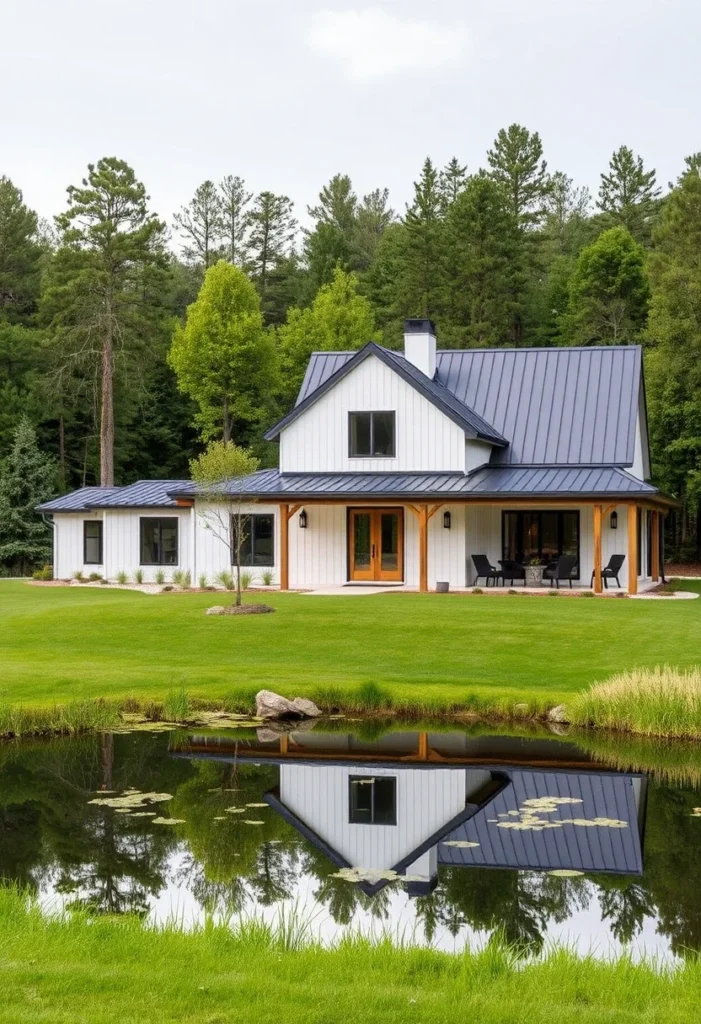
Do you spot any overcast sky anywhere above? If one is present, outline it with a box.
[4,0,700,232]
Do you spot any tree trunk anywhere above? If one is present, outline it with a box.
[223,395,231,442]
[58,414,66,491]
[100,302,115,487]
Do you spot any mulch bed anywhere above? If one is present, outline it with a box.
[665,564,701,577]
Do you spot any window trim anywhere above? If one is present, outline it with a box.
[139,516,179,567]
[83,520,103,565]
[348,411,396,459]
[230,513,275,568]
[501,510,581,579]
[348,774,397,826]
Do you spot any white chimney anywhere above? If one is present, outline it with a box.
[403,318,437,378]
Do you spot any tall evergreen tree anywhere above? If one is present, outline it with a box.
[597,146,661,240]
[169,261,277,446]
[0,418,57,575]
[44,158,168,486]
[399,158,445,318]
[352,188,394,270]
[487,124,550,228]
[307,174,357,235]
[438,157,468,211]
[219,175,252,267]
[173,181,223,268]
[0,177,43,323]
[246,192,297,324]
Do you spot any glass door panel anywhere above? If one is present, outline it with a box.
[379,512,402,579]
[351,512,373,579]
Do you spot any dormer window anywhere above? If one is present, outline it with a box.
[349,411,396,458]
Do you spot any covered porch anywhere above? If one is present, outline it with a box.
[277,498,667,596]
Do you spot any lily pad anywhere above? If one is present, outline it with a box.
[152,817,185,825]
[549,869,585,877]
[443,840,480,848]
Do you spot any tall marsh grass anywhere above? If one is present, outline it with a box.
[570,666,701,739]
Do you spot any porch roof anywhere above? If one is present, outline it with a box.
[37,480,189,513]
[168,465,661,503]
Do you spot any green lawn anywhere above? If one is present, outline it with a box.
[1,579,699,713]
[0,889,699,1024]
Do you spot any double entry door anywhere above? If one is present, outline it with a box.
[349,507,404,582]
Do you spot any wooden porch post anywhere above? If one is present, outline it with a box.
[651,510,660,582]
[417,731,428,760]
[628,503,638,596]
[419,504,429,593]
[593,504,603,594]
[279,503,289,591]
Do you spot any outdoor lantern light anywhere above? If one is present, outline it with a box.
[443,510,452,529]
[299,509,308,529]
[610,511,618,530]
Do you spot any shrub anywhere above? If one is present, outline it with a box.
[570,666,701,738]
[133,569,144,585]
[261,570,275,587]
[155,569,166,585]
[216,570,234,591]
[116,570,128,585]
[507,588,518,595]
[172,569,184,587]
[472,587,483,594]
[198,573,208,590]
[182,570,191,589]
[580,590,595,598]
[32,564,53,581]
[239,570,253,591]
[547,589,559,597]
[72,570,84,582]
[88,572,103,582]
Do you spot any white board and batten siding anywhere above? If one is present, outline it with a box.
[280,355,466,473]
[54,511,104,579]
[279,764,485,871]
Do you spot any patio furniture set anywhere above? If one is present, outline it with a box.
[471,553,626,590]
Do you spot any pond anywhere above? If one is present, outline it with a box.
[1,720,700,960]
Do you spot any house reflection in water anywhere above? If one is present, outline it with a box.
[173,729,647,895]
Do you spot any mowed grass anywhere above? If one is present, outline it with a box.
[1,580,700,713]
[0,889,700,1024]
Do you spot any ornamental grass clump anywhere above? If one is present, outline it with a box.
[570,666,701,739]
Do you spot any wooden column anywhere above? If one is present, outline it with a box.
[593,504,603,594]
[651,510,660,582]
[628,503,638,595]
[279,734,289,755]
[418,731,428,760]
[419,504,429,593]
[279,503,289,591]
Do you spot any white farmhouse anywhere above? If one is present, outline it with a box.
[38,320,672,594]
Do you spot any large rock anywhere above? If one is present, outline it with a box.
[255,689,322,720]
[206,605,227,615]
[547,704,569,724]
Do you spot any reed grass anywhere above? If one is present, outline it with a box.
[570,666,701,739]
[0,886,699,1023]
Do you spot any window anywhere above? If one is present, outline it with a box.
[231,514,275,567]
[349,412,396,458]
[349,775,397,825]
[140,517,178,566]
[502,511,580,577]
[83,521,103,564]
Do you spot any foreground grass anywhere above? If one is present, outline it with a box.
[571,666,701,739]
[0,890,700,1024]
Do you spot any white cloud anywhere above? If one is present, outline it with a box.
[307,7,469,80]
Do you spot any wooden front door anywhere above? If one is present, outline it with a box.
[349,508,404,582]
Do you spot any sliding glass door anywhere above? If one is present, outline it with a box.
[502,511,580,577]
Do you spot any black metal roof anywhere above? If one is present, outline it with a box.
[169,466,659,502]
[265,342,508,446]
[439,769,645,875]
[297,345,645,468]
[37,480,189,513]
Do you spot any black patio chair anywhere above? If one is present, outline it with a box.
[471,554,505,587]
[590,553,626,589]
[499,559,525,585]
[543,554,578,589]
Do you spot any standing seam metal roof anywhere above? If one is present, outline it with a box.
[297,346,644,467]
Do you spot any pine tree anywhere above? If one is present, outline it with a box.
[307,174,357,235]
[0,418,57,575]
[487,124,550,228]
[438,157,468,211]
[44,157,168,486]
[219,175,252,267]
[0,177,43,323]
[246,192,297,324]
[399,158,445,318]
[597,146,661,240]
[352,188,394,270]
[173,181,224,268]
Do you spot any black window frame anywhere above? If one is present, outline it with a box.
[349,775,397,826]
[230,513,275,568]
[348,411,396,458]
[501,510,580,579]
[83,520,103,565]
[139,516,179,567]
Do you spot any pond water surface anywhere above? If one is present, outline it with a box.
[1,721,700,960]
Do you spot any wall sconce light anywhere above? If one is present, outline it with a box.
[299,509,308,529]
[610,511,618,530]
[443,511,451,529]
